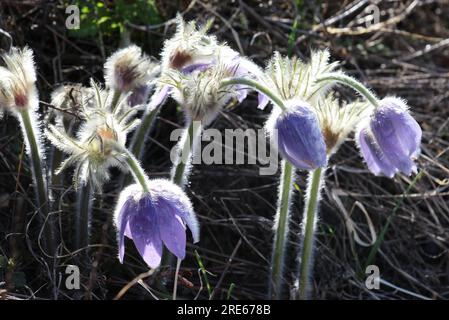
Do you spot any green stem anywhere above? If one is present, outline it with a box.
[121,147,149,192]
[19,109,54,254]
[316,73,379,108]
[130,104,162,159]
[75,181,92,251]
[110,90,122,113]
[221,77,287,111]
[171,120,202,187]
[297,167,325,300]
[269,160,294,299]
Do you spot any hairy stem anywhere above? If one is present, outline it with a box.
[121,147,150,192]
[269,160,294,299]
[316,73,379,108]
[171,120,202,188]
[75,181,93,251]
[19,109,54,254]
[130,104,162,159]
[221,77,287,111]
[297,167,325,300]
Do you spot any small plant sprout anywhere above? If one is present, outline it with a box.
[0,47,54,254]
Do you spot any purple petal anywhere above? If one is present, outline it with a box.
[117,198,133,263]
[129,196,163,269]
[358,128,397,178]
[371,101,421,175]
[236,86,248,103]
[275,103,327,170]
[148,85,170,110]
[128,85,151,107]
[258,93,269,110]
[155,197,187,260]
[181,63,212,74]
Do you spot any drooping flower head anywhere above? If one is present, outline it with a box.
[357,97,422,177]
[266,100,327,170]
[114,180,200,268]
[261,51,341,169]
[46,82,140,190]
[104,44,158,94]
[0,47,38,112]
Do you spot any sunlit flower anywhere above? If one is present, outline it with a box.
[315,95,372,155]
[0,47,38,112]
[46,83,140,190]
[160,51,249,125]
[257,50,339,110]
[104,44,159,95]
[357,97,422,177]
[114,180,200,268]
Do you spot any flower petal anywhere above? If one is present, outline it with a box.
[117,198,133,263]
[358,128,397,178]
[371,101,420,175]
[274,102,327,170]
[258,93,269,110]
[129,196,163,269]
[155,197,187,260]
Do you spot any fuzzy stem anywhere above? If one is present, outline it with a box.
[110,90,122,113]
[75,181,93,251]
[129,104,162,159]
[269,160,294,299]
[171,120,202,187]
[221,77,287,111]
[19,109,54,254]
[316,73,379,108]
[173,258,182,300]
[296,167,325,300]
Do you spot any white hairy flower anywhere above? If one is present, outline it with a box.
[0,47,38,112]
[160,51,246,125]
[46,82,141,190]
[315,95,372,154]
[104,44,159,93]
[258,50,339,110]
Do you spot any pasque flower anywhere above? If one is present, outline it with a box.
[46,82,140,190]
[0,47,38,112]
[266,100,327,170]
[357,97,422,177]
[161,52,250,125]
[114,180,199,268]
[104,44,158,94]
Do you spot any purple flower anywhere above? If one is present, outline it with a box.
[127,85,151,107]
[114,180,199,268]
[358,97,422,177]
[267,100,327,170]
